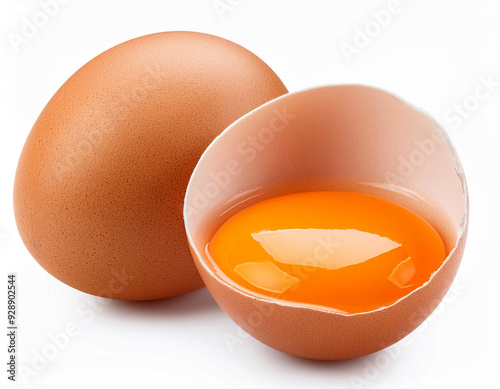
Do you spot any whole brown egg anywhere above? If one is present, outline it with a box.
[14,31,288,300]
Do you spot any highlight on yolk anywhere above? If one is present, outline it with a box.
[206,191,447,314]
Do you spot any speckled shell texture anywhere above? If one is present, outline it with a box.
[184,85,468,360]
[14,31,288,300]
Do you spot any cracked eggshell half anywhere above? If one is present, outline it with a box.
[184,85,468,360]
[13,31,288,300]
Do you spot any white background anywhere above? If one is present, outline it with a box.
[1,1,499,388]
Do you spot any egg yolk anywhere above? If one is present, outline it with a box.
[207,191,447,314]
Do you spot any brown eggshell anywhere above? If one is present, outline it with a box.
[184,85,468,360]
[14,31,288,300]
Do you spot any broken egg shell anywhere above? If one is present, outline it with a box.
[184,85,468,360]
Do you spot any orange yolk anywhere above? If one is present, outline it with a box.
[207,191,447,314]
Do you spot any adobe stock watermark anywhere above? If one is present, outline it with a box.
[18,268,133,384]
[383,74,499,185]
[443,74,500,132]
[184,106,296,219]
[383,127,446,185]
[213,0,243,21]
[8,0,72,53]
[53,60,168,181]
[222,233,345,352]
[349,278,466,389]
[339,0,403,64]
